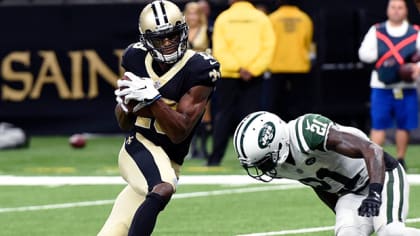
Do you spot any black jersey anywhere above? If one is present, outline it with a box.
[121,42,220,165]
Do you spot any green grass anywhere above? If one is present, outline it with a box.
[1,136,420,176]
[0,136,420,235]
[0,184,419,235]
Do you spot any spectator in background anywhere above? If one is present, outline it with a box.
[197,0,215,52]
[184,1,212,159]
[263,0,314,121]
[358,0,420,170]
[207,0,275,166]
[185,2,210,53]
[197,0,213,28]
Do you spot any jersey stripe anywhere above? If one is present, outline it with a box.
[295,117,309,154]
[234,119,247,158]
[386,170,394,224]
[145,50,195,88]
[397,165,404,221]
[385,166,405,224]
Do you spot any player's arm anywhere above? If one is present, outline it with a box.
[115,103,136,131]
[149,85,212,144]
[326,127,385,185]
[358,26,378,63]
[115,103,154,131]
[326,126,385,217]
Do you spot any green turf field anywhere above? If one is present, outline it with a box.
[0,184,419,235]
[1,135,419,176]
[0,136,420,235]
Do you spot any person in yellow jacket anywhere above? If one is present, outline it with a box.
[207,0,275,166]
[263,0,314,121]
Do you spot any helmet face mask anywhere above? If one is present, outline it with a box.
[240,152,279,182]
[139,0,189,64]
[234,111,290,182]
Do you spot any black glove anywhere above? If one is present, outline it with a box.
[358,183,383,217]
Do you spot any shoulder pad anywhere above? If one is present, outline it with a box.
[187,52,220,87]
[294,114,333,153]
[121,42,148,72]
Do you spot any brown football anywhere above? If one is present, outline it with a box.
[399,63,414,82]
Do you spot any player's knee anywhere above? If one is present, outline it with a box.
[336,225,370,236]
[377,222,405,236]
[148,182,174,211]
[152,182,174,198]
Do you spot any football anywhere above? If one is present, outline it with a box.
[69,134,86,148]
[399,63,415,82]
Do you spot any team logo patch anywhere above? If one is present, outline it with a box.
[125,136,134,145]
[305,157,316,165]
[258,121,276,148]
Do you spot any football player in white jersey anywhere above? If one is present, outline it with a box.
[234,111,420,236]
[98,1,219,235]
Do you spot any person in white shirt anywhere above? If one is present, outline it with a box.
[358,0,420,170]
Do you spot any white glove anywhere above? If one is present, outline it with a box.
[115,72,161,106]
[115,95,129,113]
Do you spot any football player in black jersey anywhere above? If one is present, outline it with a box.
[97,1,220,235]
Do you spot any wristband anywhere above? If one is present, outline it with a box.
[369,183,383,195]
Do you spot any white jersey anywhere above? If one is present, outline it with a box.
[272,114,370,195]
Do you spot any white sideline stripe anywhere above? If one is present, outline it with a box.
[0,175,301,186]
[1,174,420,186]
[0,185,302,213]
[236,218,420,236]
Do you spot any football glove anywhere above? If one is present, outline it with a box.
[358,183,383,217]
[115,72,161,107]
[115,95,129,113]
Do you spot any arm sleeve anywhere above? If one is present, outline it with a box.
[247,16,276,76]
[358,26,378,63]
[296,114,333,153]
[189,54,220,87]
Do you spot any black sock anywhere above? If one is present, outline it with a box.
[128,192,170,236]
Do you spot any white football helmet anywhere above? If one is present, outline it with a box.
[233,111,290,182]
[139,0,189,64]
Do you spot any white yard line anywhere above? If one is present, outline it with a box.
[0,185,302,213]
